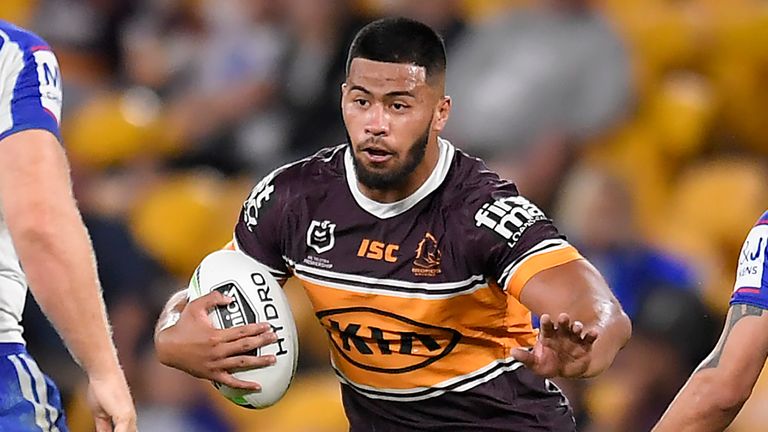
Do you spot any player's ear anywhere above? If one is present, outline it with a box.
[340,82,348,108]
[432,96,451,133]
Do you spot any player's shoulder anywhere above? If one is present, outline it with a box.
[740,210,768,247]
[446,148,517,203]
[0,21,62,139]
[264,144,346,193]
[0,20,51,53]
[736,209,768,266]
[443,147,549,240]
[754,210,768,227]
[445,147,540,214]
[731,209,768,303]
[241,145,345,229]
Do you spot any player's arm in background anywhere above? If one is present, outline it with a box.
[472,189,631,379]
[0,39,135,430]
[653,213,768,432]
[155,170,290,389]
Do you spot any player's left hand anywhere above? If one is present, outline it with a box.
[512,313,599,378]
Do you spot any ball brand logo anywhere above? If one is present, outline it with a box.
[316,307,461,374]
[307,220,336,254]
[412,232,441,276]
[474,196,547,247]
[214,282,259,356]
[213,274,291,358]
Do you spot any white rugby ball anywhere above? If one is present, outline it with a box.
[187,249,299,409]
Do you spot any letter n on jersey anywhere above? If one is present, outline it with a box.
[357,239,399,263]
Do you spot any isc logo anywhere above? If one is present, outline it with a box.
[316,307,461,374]
[357,239,399,262]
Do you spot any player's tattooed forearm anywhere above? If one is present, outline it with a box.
[699,304,765,370]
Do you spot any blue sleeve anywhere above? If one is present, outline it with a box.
[730,210,768,310]
[0,24,62,142]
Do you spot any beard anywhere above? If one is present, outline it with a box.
[348,124,431,191]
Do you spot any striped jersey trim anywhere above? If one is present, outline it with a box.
[9,354,60,431]
[498,239,575,289]
[334,355,525,402]
[291,262,489,299]
[19,353,61,431]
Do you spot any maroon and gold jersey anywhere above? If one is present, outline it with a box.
[234,139,581,404]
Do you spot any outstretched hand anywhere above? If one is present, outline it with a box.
[512,313,599,378]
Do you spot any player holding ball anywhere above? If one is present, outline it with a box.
[155,17,631,431]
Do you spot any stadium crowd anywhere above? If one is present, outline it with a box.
[2,0,767,430]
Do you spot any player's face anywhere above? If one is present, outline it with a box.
[342,58,450,191]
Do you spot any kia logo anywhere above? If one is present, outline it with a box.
[316,307,461,374]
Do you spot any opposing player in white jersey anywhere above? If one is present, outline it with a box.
[654,210,768,431]
[0,20,136,431]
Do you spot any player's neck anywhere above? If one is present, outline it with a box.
[358,139,440,204]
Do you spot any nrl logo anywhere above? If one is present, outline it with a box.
[307,220,336,254]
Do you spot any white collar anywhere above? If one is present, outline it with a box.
[344,137,455,219]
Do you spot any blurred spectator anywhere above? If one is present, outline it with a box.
[374,0,467,50]
[552,163,708,428]
[445,0,631,209]
[278,0,367,158]
[33,0,134,73]
[555,164,698,318]
[31,0,137,108]
[124,0,289,175]
[121,0,206,95]
[652,157,768,313]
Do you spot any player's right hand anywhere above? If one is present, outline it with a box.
[154,290,278,390]
[512,312,599,378]
[86,373,136,432]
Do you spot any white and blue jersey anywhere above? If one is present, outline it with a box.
[0,19,63,345]
[0,344,66,431]
[0,20,61,142]
[0,20,67,431]
[731,210,768,310]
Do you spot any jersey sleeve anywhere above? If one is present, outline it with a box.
[0,32,62,142]
[233,168,292,280]
[468,181,582,299]
[730,210,768,310]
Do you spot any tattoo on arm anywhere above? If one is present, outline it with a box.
[699,304,765,370]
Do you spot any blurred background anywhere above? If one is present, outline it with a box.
[2,0,768,430]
